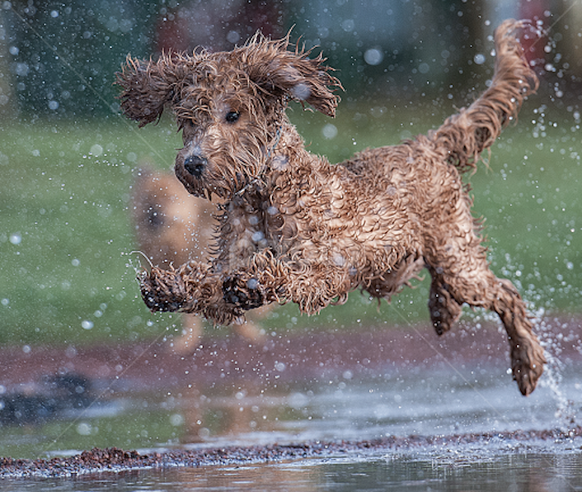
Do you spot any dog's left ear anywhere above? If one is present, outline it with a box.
[245,34,342,117]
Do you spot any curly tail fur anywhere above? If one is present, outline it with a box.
[431,19,539,173]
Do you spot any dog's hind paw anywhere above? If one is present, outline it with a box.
[513,363,544,396]
[223,275,264,310]
[511,342,546,396]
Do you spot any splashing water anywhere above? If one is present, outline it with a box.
[124,250,153,279]
[493,251,576,429]
[534,310,577,430]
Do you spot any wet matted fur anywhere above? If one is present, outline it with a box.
[117,20,546,395]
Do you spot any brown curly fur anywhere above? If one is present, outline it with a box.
[117,20,546,396]
[131,167,269,352]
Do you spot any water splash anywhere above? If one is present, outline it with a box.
[534,310,576,430]
[497,252,576,430]
[125,250,152,277]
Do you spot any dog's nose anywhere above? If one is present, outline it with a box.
[183,155,207,178]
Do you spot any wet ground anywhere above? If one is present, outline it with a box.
[0,316,581,489]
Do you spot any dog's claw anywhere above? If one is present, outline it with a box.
[142,292,184,312]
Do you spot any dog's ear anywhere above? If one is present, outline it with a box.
[116,55,185,127]
[244,34,342,117]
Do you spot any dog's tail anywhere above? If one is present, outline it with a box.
[430,19,539,173]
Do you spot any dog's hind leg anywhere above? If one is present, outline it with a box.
[427,247,546,396]
[428,271,463,336]
[489,277,546,396]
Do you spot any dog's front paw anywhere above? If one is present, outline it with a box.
[140,267,188,312]
[223,275,264,310]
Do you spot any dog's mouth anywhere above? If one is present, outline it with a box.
[175,155,229,201]
[175,146,265,201]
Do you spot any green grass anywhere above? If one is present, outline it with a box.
[1,102,581,346]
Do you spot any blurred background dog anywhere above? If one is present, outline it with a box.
[131,166,270,352]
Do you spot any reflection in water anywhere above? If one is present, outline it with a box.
[172,367,580,450]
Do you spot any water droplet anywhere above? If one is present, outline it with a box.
[90,144,103,157]
[226,30,240,44]
[77,423,92,435]
[418,63,430,74]
[322,123,338,140]
[364,48,383,66]
[341,19,355,32]
[474,53,486,65]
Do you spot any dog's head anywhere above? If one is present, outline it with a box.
[117,33,341,199]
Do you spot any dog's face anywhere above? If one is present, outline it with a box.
[171,62,282,200]
[117,34,341,199]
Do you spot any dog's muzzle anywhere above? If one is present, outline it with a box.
[183,155,207,178]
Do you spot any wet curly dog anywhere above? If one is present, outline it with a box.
[117,19,545,395]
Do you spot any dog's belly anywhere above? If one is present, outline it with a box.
[361,252,425,300]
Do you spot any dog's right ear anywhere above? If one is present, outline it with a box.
[116,55,182,127]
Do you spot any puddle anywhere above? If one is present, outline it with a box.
[153,453,582,491]
[2,444,582,491]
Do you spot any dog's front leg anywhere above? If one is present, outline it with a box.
[222,252,353,315]
[140,261,241,326]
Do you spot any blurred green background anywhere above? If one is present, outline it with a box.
[1,0,581,347]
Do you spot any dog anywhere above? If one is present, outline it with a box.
[131,167,268,352]
[117,19,546,395]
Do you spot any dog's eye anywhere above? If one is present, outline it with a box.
[225,111,240,123]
